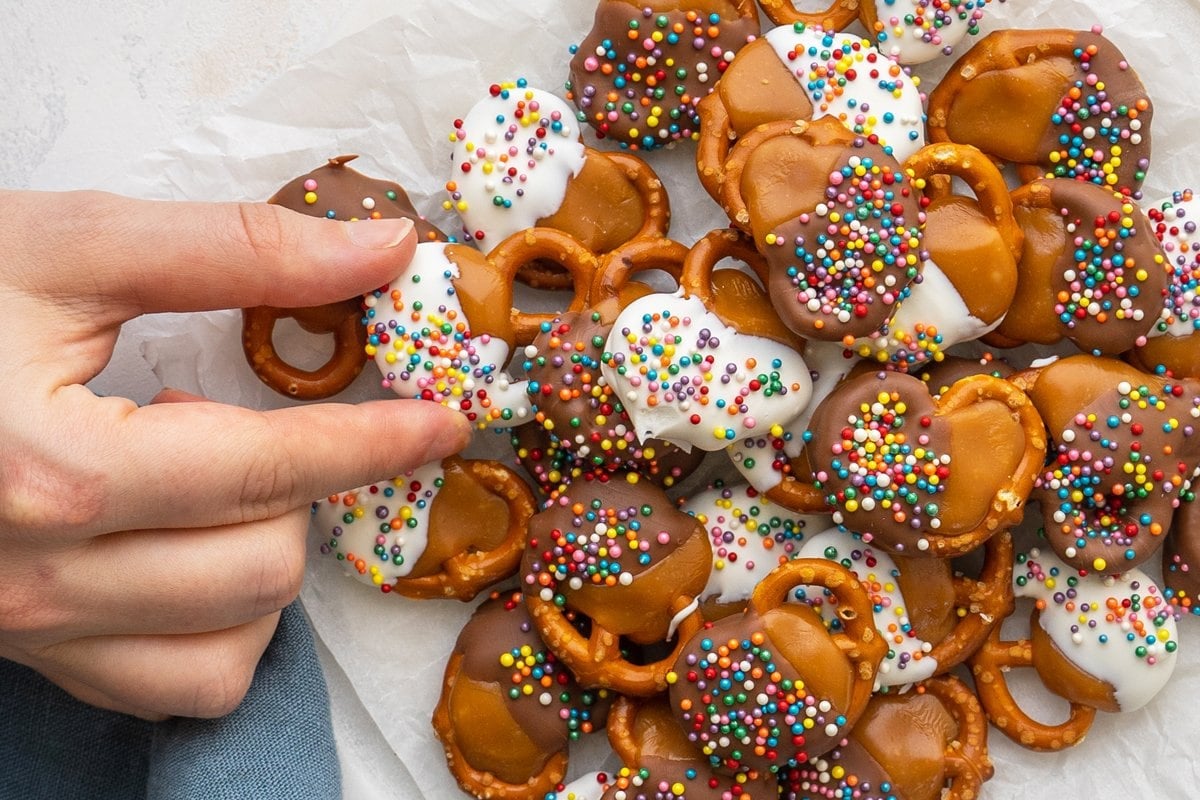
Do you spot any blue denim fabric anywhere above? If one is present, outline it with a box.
[0,603,340,800]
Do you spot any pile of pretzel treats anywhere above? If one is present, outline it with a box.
[237,1,1200,797]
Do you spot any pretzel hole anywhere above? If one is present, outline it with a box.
[271,316,337,370]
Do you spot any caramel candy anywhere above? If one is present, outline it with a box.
[566,0,760,150]
[242,155,443,399]
[719,118,926,343]
[989,178,1168,356]
[521,477,711,695]
[779,675,993,800]
[928,28,1153,199]
[805,369,1045,557]
[668,558,885,776]
[310,456,534,601]
[432,591,610,799]
[446,80,670,287]
[1017,354,1200,573]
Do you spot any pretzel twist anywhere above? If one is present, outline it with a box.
[903,141,1025,263]
[524,592,705,696]
[487,227,598,346]
[755,0,860,31]
[750,557,887,724]
[241,299,366,400]
[923,675,993,800]
[968,627,1098,752]
[927,530,1016,673]
[389,459,535,601]
[432,650,570,800]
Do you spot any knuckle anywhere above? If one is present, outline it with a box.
[0,575,69,644]
[0,454,105,537]
[251,533,306,615]
[237,440,299,522]
[231,202,291,263]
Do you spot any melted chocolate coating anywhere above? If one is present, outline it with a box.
[566,0,760,150]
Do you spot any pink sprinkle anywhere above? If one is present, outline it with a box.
[303,179,318,191]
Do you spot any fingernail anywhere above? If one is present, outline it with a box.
[345,217,414,249]
[420,406,474,461]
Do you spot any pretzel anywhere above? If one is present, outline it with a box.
[790,526,1013,688]
[753,1,859,38]
[985,178,1169,356]
[779,674,993,800]
[1014,354,1200,573]
[603,694,779,799]
[512,237,705,498]
[805,369,1046,557]
[521,477,711,696]
[1129,189,1200,378]
[599,228,814,453]
[432,591,611,799]
[444,80,671,288]
[679,481,831,619]
[972,546,1180,751]
[718,117,926,343]
[695,24,925,202]
[564,0,761,150]
[310,455,535,601]
[927,28,1153,200]
[362,230,593,430]
[668,557,886,776]
[242,155,444,399]
[968,629,1097,752]
[843,142,1022,370]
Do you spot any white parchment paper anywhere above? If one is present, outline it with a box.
[92,1,1200,797]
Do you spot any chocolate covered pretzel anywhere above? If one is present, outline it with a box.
[928,28,1153,199]
[1015,354,1200,573]
[433,591,611,799]
[1130,189,1200,378]
[242,155,444,399]
[805,369,1046,557]
[310,455,535,600]
[445,79,670,287]
[565,0,761,150]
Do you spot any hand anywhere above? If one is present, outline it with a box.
[0,189,471,719]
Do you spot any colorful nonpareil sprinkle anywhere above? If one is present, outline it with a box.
[764,154,924,333]
[814,389,949,533]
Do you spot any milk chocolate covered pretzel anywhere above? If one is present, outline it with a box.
[1014,354,1200,573]
[928,28,1153,199]
[515,237,705,493]
[718,117,926,343]
[565,0,761,151]
[362,229,594,429]
[603,694,779,799]
[432,591,611,799]
[310,455,535,600]
[845,142,1021,369]
[779,674,993,800]
[986,178,1169,356]
[695,23,925,202]
[445,79,670,288]
[242,155,444,399]
[668,557,886,776]
[521,477,711,695]
[805,369,1046,557]
[969,547,1179,751]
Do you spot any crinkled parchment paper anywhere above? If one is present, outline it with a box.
[93,0,1200,796]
